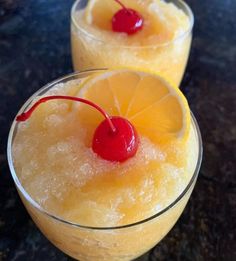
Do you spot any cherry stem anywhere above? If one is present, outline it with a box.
[114,0,131,13]
[16,95,116,133]
[114,0,126,9]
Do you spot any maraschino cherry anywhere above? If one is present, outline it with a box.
[16,95,139,162]
[112,0,143,35]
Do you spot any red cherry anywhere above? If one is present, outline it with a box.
[16,95,139,163]
[112,1,143,35]
[93,116,139,162]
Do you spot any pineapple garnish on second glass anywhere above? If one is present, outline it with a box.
[71,0,194,87]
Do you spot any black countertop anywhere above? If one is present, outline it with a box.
[0,0,235,260]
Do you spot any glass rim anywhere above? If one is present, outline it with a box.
[71,0,194,49]
[7,69,202,231]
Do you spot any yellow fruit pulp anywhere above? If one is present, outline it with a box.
[71,0,192,86]
[12,70,199,260]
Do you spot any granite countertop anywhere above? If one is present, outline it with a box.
[0,0,235,260]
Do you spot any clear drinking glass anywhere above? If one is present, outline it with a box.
[8,70,202,261]
[71,0,194,87]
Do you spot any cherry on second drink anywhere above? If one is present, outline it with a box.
[71,0,194,87]
[8,70,202,260]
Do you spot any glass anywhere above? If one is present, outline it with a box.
[8,70,202,261]
[71,0,194,87]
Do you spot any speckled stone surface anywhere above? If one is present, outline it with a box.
[0,0,235,260]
